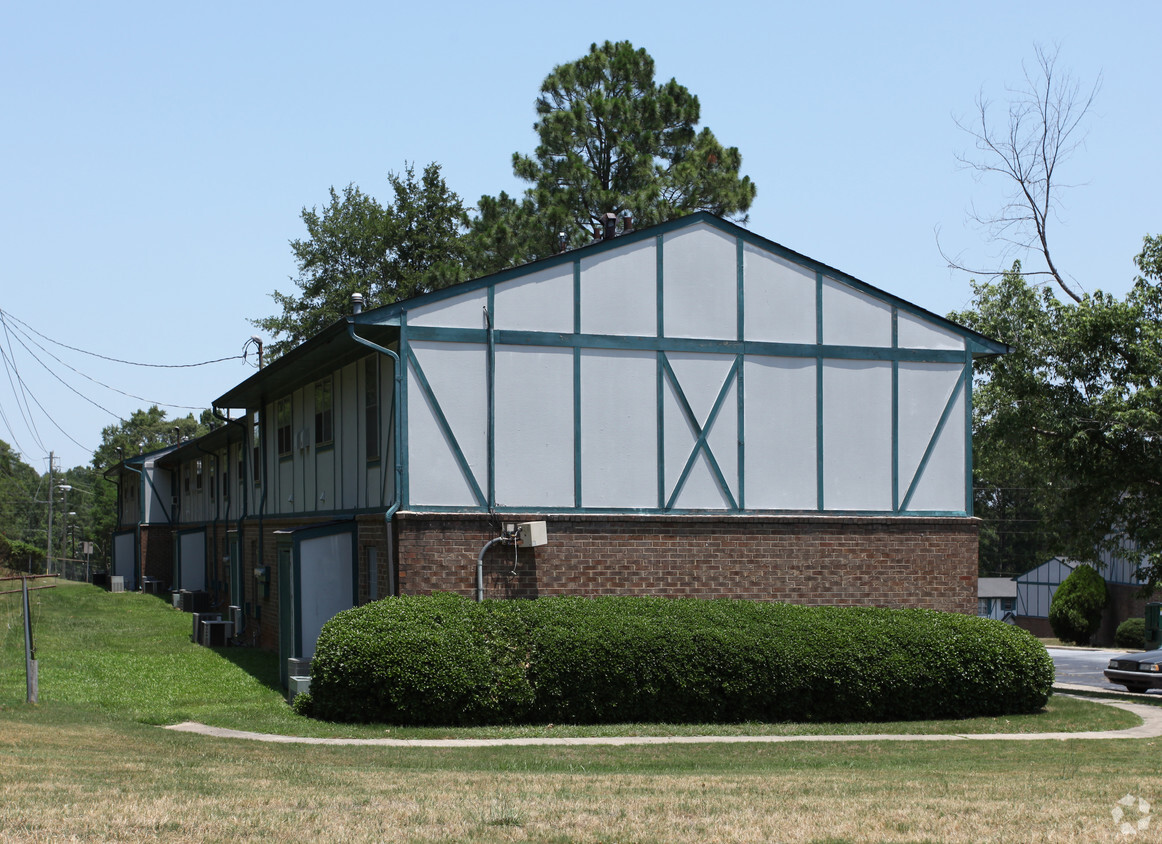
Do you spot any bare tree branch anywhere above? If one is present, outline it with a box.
[952,44,1100,302]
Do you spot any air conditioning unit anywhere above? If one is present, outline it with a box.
[191,612,221,643]
[200,619,233,648]
[142,577,166,595]
[287,674,311,702]
[110,576,125,593]
[287,657,312,677]
[179,589,210,613]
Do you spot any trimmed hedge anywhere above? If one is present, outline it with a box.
[1115,617,1146,649]
[1049,564,1109,645]
[304,594,1054,725]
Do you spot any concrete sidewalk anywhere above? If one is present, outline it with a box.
[165,695,1162,747]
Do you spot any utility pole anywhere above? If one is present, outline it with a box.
[45,451,54,575]
[59,484,72,565]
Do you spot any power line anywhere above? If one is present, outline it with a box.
[0,312,204,413]
[0,308,248,369]
[0,321,45,454]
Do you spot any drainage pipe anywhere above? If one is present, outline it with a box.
[476,536,507,603]
[346,317,404,591]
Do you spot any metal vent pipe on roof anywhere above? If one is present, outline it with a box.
[351,292,364,315]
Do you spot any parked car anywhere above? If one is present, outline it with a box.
[1104,651,1162,692]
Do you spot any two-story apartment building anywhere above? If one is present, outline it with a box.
[107,213,1007,686]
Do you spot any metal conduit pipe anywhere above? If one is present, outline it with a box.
[476,536,508,603]
[120,458,145,591]
[212,406,251,635]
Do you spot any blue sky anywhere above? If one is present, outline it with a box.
[1,1,1158,472]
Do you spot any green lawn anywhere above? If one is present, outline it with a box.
[2,580,1159,842]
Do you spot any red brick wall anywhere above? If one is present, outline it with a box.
[394,512,979,614]
[228,516,394,653]
[138,525,172,584]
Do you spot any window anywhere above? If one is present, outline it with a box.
[977,598,990,617]
[209,457,216,502]
[251,412,262,485]
[276,397,293,457]
[195,458,203,491]
[315,377,333,445]
[363,356,379,460]
[1001,597,1016,613]
[183,466,190,494]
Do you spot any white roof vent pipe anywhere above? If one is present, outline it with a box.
[350,292,364,315]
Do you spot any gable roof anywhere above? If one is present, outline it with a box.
[215,212,1007,411]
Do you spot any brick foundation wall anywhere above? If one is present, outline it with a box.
[139,525,172,584]
[394,512,979,614]
[227,515,394,653]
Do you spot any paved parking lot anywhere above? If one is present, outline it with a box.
[1049,647,1160,693]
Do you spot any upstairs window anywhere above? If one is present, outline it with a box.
[315,377,333,446]
[195,458,204,491]
[276,397,293,457]
[363,356,379,460]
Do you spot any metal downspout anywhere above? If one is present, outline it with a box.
[195,438,224,602]
[121,460,145,590]
[346,320,404,583]
[213,406,251,629]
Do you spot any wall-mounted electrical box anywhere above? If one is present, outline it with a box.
[516,521,547,548]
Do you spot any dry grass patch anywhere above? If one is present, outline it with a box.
[2,704,1161,843]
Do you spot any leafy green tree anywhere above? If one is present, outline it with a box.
[471,40,757,269]
[1048,563,1109,645]
[91,405,207,471]
[0,439,43,554]
[254,162,471,360]
[952,239,1162,584]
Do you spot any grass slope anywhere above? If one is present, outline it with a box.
[0,580,1140,738]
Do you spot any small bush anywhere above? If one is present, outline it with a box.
[1115,617,1146,649]
[1048,565,1109,645]
[307,595,1054,726]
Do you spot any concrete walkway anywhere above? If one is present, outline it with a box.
[165,694,1162,747]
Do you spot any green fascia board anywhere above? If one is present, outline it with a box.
[213,320,398,410]
[407,504,971,517]
[405,325,972,363]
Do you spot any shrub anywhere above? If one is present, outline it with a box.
[307,595,1054,726]
[1115,617,1146,649]
[1048,564,1109,645]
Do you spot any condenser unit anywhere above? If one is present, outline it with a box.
[191,612,221,643]
[179,589,210,613]
[287,657,312,677]
[109,576,125,593]
[200,619,233,648]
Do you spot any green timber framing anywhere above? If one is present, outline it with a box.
[225,212,1004,519]
[116,211,1012,535]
